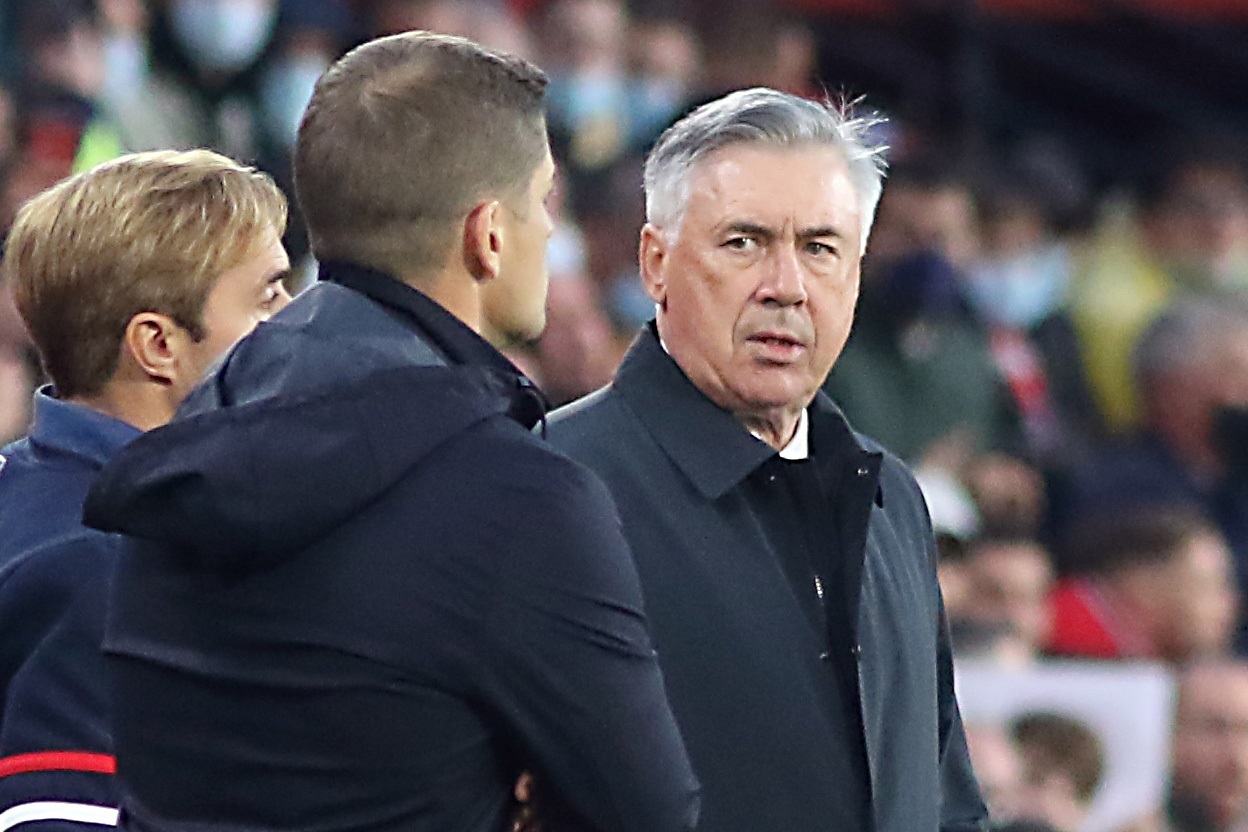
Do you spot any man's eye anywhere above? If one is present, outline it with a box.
[723,237,757,251]
[805,241,838,257]
[260,284,286,311]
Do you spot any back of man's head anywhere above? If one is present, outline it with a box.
[3,149,287,400]
[295,31,549,281]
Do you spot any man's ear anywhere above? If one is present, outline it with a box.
[122,312,189,386]
[639,223,669,307]
[463,200,504,283]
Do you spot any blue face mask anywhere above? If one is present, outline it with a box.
[861,250,966,325]
[260,52,329,149]
[169,0,277,74]
[965,242,1072,328]
[102,32,148,102]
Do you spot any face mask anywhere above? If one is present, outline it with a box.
[260,52,328,149]
[549,71,627,125]
[966,243,1072,328]
[169,0,277,75]
[860,250,965,325]
[627,79,684,142]
[546,223,587,277]
[102,32,148,102]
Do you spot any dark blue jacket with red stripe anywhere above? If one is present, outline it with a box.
[0,389,140,830]
[82,262,699,832]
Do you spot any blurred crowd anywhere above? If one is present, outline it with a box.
[4,1,1248,831]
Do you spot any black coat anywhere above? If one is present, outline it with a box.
[548,326,988,832]
[83,264,699,832]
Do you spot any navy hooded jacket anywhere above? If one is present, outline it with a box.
[83,263,699,832]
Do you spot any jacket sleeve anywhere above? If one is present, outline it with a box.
[468,456,699,832]
[0,537,119,829]
[936,589,990,832]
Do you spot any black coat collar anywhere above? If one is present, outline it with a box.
[613,323,882,502]
[320,260,547,430]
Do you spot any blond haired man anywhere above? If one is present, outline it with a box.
[0,149,290,829]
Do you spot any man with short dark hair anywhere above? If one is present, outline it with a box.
[548,87,987,832]
[84,32,697,832]
[1046,506,1239,662]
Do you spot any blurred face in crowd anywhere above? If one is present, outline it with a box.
[174,233,291,403]
[1153,531,1240,661]
[536,273,620,405]
[964,540,1054,655]
[642,143,863,446]
[1121,530,1239,663]
[867,181,978,267]
[1147,163,1248,284]
[1148,328,1248,479]
[1173,662,1248,829]
[481,149,557,343]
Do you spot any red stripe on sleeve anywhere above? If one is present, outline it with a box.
[0,751,116,778]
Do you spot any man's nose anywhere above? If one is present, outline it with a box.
[757,246,808,306]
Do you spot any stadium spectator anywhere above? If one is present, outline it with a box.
[1046,506,1239,662]
[1071,144,1248,433]
[1010,711,1105,832]
[955,535,1054,664]
[1171,660,1248,832]
[1065,294,1248,635]
[824,157,1020,463]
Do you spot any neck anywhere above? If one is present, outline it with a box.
[67,379,173,432]
[400,266,483,336]
[739,408,802,451]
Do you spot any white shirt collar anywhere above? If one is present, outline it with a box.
[772,407,809,460]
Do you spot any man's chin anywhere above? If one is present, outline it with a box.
[487,315,546,349]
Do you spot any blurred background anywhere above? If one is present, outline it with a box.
[6,2,1248,830]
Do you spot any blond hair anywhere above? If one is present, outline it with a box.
[4,149,288,398]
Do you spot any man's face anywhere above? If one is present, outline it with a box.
[1156,532,1239,660]
[1173,664,1248,828]
[966,542,1054,652]
[642,143,864,423]
[177,233,291,401]
[483,147,557,343]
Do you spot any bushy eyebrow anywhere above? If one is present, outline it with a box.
[722,221,846,241]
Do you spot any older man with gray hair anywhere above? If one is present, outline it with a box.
[548,87,988,832]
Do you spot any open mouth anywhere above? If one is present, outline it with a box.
[749,333,804,349]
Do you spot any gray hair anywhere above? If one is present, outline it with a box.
[643,88,888,254]
[1132,293,1248,389]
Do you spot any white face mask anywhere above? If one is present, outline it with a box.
[169,0,277,74]
[260,52,328,148]
[965,242,1073,329]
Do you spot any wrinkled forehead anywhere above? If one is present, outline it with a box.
[686,142,863,230]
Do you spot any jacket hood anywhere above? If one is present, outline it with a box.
[84,364,532,575]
